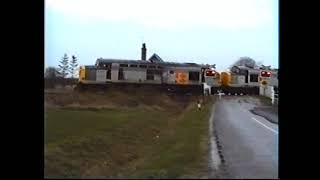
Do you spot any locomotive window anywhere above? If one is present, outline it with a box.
[130,64,138,67]
[189,71,200,81]
[157,66,163,69]
[146,70,154,80]
[101,64,110,69]
[250,74,259,82]
[120,64,128,67]
[148,65,156,69]
[118,68,124,80]
[106,69,111,79]
[139,65,147,68]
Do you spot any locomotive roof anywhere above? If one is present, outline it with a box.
[96,58,150,64]
[148,53,164,62]
[83,65,96,69]
[96,58,209,68]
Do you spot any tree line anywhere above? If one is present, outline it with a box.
[45,54,79,79]
[45,54,79,88]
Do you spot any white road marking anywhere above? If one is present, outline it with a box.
[251,117,278,134]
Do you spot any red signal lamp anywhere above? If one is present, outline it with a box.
[206,70,216,76]
[261,71,271,77]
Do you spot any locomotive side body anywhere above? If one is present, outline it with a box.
[211,66,277,95]
[77,59,217,94]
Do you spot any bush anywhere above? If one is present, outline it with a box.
[45,78,78,89]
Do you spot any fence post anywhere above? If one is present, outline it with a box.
[271,86,275,105]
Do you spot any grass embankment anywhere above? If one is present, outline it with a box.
[256,95,274,106]
[45,90,215,178]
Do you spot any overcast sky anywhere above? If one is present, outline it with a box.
[45,0,278,71]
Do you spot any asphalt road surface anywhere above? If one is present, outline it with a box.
[213,96,278,179]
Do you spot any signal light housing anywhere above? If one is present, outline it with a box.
[261,70,271,77]
[206,70,216,76]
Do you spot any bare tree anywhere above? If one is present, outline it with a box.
[45,66,61,89]
[45,67,60,79]
[256,61,263,68]
[230,56,256,69]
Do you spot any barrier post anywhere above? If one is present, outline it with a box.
[271,86,275,105]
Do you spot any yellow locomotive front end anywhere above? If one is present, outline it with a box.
[78,66,86,83]
[220,72,231,86]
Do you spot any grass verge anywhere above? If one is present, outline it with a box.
[45,96,215,178]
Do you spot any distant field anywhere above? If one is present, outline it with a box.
[45,91,215,178]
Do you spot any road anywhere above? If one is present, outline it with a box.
[212,96,278,179]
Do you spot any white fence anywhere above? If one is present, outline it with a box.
[260,85,278,105]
